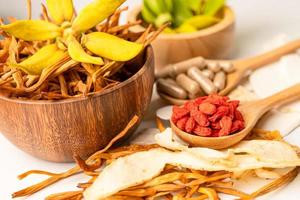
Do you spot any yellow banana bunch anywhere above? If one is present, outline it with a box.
[72,0,126,33]
[0,20,62,41]
[12,44,67,75]
[46,0,74,24]
[67,35,104,65]
[82,32,143,62]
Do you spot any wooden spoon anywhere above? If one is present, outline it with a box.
[171,83,300,149]
[159,39,300,105]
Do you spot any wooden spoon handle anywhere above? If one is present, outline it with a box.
[234,39,300,71]
[257,83,300,111]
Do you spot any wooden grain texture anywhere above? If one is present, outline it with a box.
[128,7,235,70]
[172,83,300,149]
[0,47,155,163]
[158,39,300,105]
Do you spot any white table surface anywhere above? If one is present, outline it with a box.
[1,0,300,199]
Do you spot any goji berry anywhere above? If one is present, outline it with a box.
[176,117,189,131]
[184,101,198,112]
[185,117,196,133]
[171,106,190,123]
[172,94,245,137]
[194,96,207,105]
[204,94,229,106]
[209,106,230,122]
[229,100,240,108]
[219,116,233,136]
[231,120,245,133]
[211,129,220,137]
[194,126,212,136]
[234,109,244,121]
[211,121,221,130]
[199,102,217,115]
[191,110,209,127]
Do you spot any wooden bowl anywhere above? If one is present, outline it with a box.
[0,47,155,162]
[128,6,235,70]
[170,120,245,149]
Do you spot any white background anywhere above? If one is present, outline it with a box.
[1,0,300,199]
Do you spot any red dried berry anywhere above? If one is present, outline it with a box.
[171,106,190,123]
[172,94,245,137]
[176,117,189,131]
[199,102,217,115]
[211,121,221,130]
[211,129,220,137]
[209,106,230,122]
[234,109,244,121]
[194,96,207,105]
[185,117,196,133]
[219,116,233,136]
[204,94,229,106]
[229,100,240,108]
[191,110,210,127]
[184,101,198,112]
[231,120,245,133]
[194,126,212,136]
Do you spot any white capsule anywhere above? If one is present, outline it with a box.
[157,78,188,99]
[213,71,226,91]
[219,61,235,73]
[187,67,217,95]
[207,61,221,73]
[201,69,215,80]
[176,73,202,95]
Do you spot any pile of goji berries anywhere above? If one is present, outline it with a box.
[171,94,245,137]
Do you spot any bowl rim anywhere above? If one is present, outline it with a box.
[0,46,154,105]
[128,6,235,40]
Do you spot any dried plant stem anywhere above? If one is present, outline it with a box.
[251,167,299,198]
[27,0,32,20]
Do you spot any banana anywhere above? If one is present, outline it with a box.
[164,0,173,12]
[46,0,74,24]
[175,23,197,33]
[184,15,219,29]
[0,20,62,41]
[67,35,104,65]
[188,0,202,14]
[141,3,156,24]
[172,0,193,27]
[154,13,172,27]
[82,32,143,62]
[12,44,67,75]
[204,0,225,16]
[144,0,163,16]
[72,0,125,33]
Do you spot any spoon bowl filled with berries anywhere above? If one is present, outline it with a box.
[170,94,246,149]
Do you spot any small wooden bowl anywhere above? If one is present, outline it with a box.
[128,6,235,70]
[0,47,155,162]
[170,120,245,149]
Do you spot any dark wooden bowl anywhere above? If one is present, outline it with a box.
[0,47,154,162]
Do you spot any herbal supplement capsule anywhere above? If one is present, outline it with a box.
[213,71,226,90]
[176,73,202,95]
[187,67,217,95]
[155,64,174,78]
[157,78,188,99]
[220,61,235,73]
[201,69,214,80]
[207,61,221,73]
[155,57,205,78]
